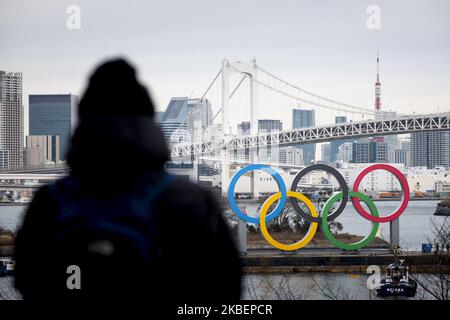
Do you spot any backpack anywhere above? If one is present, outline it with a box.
[47,171,175,294]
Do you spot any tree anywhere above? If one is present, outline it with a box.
[410,217,450,300]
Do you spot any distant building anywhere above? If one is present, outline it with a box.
[292,108,314,129]
[29,94,78,161]
[187,98,212,142]
[352,141,370,163]
[236,121,250,162]
[435,181,450,196]
[330,116,349,162]
[157,97,189,143]
[258,119,282,133]
[352,139,387,163]
[376,111,400,161]
[24,135,60,167]
[204,124,223,143]
[394,149,409,167]
[237,121,250,135]
[411,131,450,169]
[279,147,303,166]
[321,143,331,163]
[338,142,353,163]
[0,150,8,169]
[394,139,411,167]
[408,166,450,193]
[257,119,283,163]
[335,163,450,194]
[292,108,315,164]
[0,71,24,167]
[336,163,406,192]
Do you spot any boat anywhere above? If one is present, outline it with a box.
[0,257,15,276]
[376,259,417,298]
[434,199,450,216]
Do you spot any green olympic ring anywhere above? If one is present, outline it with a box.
[321,191,380,250]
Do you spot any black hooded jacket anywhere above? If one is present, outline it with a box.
[14,60,241,301]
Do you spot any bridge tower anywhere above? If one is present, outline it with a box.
[221,59,258,197]
[374,51,382,113]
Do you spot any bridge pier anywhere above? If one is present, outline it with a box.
[237,218,248,255]
[389,218,400,249]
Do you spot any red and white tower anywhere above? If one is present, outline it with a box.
[374,52,381,113]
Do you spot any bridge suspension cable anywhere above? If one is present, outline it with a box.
[168,68,247,136]
[228,65,373,116]
[167,68,223,136]
[200,68,222,101]
[256,65,376,115]
[211,74,248,123]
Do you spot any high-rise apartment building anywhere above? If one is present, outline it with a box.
[411,131,450,169]
[24,135,60,166]
[0,71,24,167]
[29,94,78,161]
[352,139,387,163]
[292,108,315,164]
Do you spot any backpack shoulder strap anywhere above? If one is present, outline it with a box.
[142,171,175,202]
[48,172,176,210]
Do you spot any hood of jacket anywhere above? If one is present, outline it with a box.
[67,115,169,186]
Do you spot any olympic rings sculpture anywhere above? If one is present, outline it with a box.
[228,163,410,251]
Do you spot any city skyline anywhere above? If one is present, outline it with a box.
[1,0,450,127]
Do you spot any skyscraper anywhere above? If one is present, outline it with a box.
[258,119,282,163]
[292,108,315,164]
[29,94,78,161]
[24,135,60,166]
[0,71,24,167]
[157,97,188,143]
[157,97,213,144]
[411,131,450,169]
[187,98,212,142]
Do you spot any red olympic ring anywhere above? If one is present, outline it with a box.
[352,164,410,223]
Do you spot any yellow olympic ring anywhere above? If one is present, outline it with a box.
[259,191,318,251]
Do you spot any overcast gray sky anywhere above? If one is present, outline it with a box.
[1,0,449,130]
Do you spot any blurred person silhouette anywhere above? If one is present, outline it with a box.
[14,59,241,301]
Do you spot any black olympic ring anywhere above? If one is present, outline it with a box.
[289,164,349,223]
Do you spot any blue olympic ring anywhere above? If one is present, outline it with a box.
[227,163,287,224]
